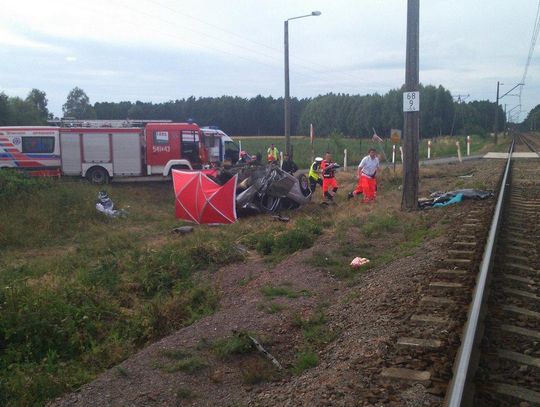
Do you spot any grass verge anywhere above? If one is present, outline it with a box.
[0,173,249,406]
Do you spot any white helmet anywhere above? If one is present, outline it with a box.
[315,157,323,162]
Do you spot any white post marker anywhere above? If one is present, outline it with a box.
[238,140,242,161]
[392,144,396,163]
[456,141,462,162]
[467,135,471,156]
[400,146,404,162]
[279,151,283,167]
[427,140,431,159]
[343,149,347,171]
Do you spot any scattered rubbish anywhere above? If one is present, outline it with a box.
[272,215,290,222]
[351,257,370,268]
[172,226,194,235]
[246,334,283,370]
[234,244,249,255]
[419,189,494,209]
[458,173,474,178]
[96,191,127,218]
[433,193,464,207]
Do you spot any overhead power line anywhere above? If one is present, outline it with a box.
[133,0,394,90]
[517,0,540,121]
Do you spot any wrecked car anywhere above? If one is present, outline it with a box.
[215,164,312,213]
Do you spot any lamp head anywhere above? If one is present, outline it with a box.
[311,11,322,16]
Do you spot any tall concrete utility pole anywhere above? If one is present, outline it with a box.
[284,19,291,156]
[494,81,500,145]
[401,0,420,211]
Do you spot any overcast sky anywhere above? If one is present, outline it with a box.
[1,0,539,122]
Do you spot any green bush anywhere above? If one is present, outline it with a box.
[0,284,114,365]
[0,169,50,199]
[291,350,319,375]
[292,310,335,346]
[250,217,323,257]
[212,332,254,359]
[260,284,311,299]
[134,285,218,343]
[0,177,95,249]
[162,356,207,374]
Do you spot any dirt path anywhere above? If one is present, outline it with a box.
[49,159,504,407]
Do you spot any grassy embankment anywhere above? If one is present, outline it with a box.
[0,158,497,405]
[0,171,235,405]
[235,133,506,169]
[0,170,329,405]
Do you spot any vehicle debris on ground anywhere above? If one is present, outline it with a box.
[95,191,128,218]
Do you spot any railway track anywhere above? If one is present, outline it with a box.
[518,132,540,153]
[471,162,540,405]
[446,134,540,406]
[376,134,540,406]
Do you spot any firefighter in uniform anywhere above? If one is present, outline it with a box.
[308,157,323,193]
[321,152,339,203]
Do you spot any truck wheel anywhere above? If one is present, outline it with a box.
[87,167,109,184]
[297,174,311,197]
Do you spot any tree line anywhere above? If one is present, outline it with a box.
[2,85,535,138]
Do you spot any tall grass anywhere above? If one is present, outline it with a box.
[0,172,248,405]
[241,217,324,261]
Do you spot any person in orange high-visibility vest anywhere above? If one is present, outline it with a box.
[321,152,339,203]
[348,148,379,202]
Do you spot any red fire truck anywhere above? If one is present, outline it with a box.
[0,120,239,183]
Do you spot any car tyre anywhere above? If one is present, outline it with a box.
[297,173,311,197]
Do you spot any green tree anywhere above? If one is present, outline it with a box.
[8,97,43,125]
[25,89,50,123]
[0,93,10,125]
[62,87,96,119]
[521,104,540,131]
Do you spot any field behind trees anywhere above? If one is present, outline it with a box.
[235,133,503,169]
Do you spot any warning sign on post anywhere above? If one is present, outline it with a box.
[390,129,402,144]
[403,91,420,112]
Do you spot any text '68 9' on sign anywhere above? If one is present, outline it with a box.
[403,91,420,112]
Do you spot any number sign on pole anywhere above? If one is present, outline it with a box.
[403,91,420,112]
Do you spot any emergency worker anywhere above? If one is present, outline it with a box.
[349,148,379,202]
[237,150,252,164]
[321,152,339,203]
[267,143,279,163]
[308,157,323,193]
[281,153,298,174]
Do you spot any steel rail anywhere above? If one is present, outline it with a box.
[519,133,539,153]
[445,138,515,407]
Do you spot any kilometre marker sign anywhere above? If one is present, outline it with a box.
[403,91,420,112]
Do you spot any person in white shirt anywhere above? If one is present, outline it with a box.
[348,148,380,202]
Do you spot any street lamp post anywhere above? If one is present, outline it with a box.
[284,11,321,157]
